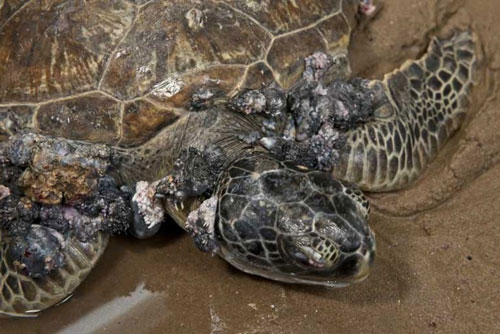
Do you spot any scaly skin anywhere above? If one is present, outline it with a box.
[0,0,478,316]
[333,32,478,191]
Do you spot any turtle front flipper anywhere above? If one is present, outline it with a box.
[0,228,108,317]
[333,31,478,191]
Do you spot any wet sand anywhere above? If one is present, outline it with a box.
[3,0,500,332]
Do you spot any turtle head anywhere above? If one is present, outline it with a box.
[213,154,375,287]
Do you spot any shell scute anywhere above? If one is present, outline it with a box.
[227,0,342,35]
[267,28,327,88]
[36,93,121,144]
[121,100,179,147]
[0,0,135,103]
[0,0,356,145]
[101,0,271,100]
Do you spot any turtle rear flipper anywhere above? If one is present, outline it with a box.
[0,229,108,317]
[334,31,478,191]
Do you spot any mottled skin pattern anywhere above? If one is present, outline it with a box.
[0,0,478,317]
[334,32,478,191]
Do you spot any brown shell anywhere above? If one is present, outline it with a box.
[0,0,358,147]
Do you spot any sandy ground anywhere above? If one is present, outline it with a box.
[3,0,500,333]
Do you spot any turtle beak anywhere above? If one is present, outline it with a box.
[350,237,376,283]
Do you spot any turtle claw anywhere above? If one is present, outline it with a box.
[359,0,377,16]
[130,201,162,239]
[130,181,165,239]
[186,196,219,254]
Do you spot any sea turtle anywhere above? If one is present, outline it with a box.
[0,0,477,317]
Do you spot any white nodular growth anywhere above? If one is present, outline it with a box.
[259,137,277,150]
[0,185,10,201]
[150,77,185,99]
[186,196,218,252]
[132,181,165,230]
[187,196,217,235]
